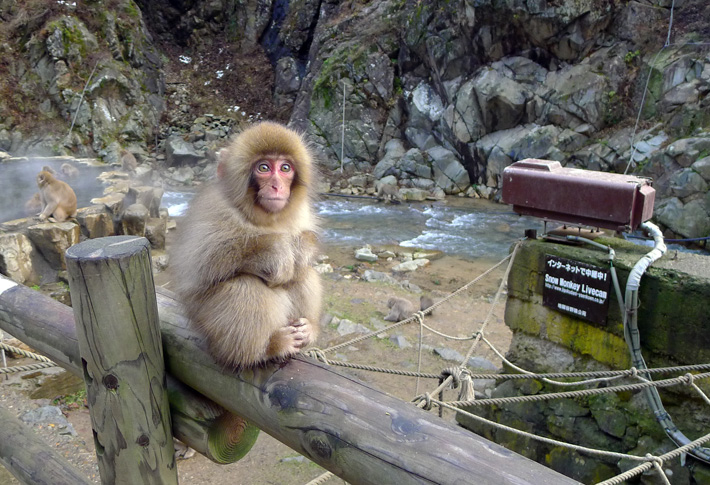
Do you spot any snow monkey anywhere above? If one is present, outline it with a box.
[60,162,79,178]
[420,295,434,314]
[171,121,322,369]
[120,148,137,173]
[376,183,401,203]
[36,170,77,222]
[384,297,415,322]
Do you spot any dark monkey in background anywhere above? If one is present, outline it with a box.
[171,122,322,368]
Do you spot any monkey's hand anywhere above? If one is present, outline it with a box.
[266,318,314,359]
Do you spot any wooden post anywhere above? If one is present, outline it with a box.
[0,274,257,465]
[0,405,92,485]
[65,236,177,485]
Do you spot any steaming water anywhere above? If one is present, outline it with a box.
[163,191,537,261]
[0,158,109,222]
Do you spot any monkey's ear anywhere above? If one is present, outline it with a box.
[217,161,225,179]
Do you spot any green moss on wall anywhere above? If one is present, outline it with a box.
[546,314,631,368]
[506,238,710,368]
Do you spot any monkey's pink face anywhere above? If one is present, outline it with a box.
[253,157,295,213]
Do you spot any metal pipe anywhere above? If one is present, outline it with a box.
[624,222,710,463]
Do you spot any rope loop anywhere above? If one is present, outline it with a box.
[413,393,434,411]
[413,311,425,324]
[645,453,665,470]
[303,348,329,365]
[629,367,639,378]
[441,367,463,389]
[684,373,695,386]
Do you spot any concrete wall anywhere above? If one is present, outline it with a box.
[458,236,710,484]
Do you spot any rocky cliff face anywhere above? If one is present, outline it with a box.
[0,0,709,240]
[0,1,164,161]
[298,0,710,240]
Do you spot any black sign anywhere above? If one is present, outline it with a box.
[542,255,611,325]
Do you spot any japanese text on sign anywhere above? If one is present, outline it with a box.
[543,255,611,325]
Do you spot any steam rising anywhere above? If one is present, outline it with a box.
[0,158,108,223]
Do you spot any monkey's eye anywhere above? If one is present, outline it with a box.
[280,163,292,173]
[257,162,270,173]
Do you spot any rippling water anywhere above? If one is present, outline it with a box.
[162,191,538,261]
[315,197,537,260]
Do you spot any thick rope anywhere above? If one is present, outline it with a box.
[597,432,710,485]
[437,372,710,408]
[309,355,710,382]
[0,362,58,374]
[417,241,521,407]
[0,343,55,363]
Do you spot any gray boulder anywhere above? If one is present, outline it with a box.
[427,146,470,194]
[0,233,36,285]
[166,136,204,167]
[669,169,708,199]
[121,203,150,237]
[26,222,80,270]
[655,197,710,239]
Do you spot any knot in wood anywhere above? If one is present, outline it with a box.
[136,434,150,447]
[307,434,333,460]
[103,374,119,390]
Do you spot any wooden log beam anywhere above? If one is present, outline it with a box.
[65,236,177,485]
[0,404,91,485]
[0,242,580,484]
[0,274,255,465]
[155,286,580,485]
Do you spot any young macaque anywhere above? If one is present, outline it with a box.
[171,121,322,369]
[120,149,138,173]
[36,170,77,222]
[384,297,415,322]
[376,183,401,204]
[41,165,58,176]
[25,192,43,216]
[60,162,79,178]
[420,295,434,314]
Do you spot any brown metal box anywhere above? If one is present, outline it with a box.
[501,159,655,231]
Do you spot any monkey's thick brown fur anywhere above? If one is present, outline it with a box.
[120,149,137,173]
[384,297,415,322]
[171,122,322,368]
[36,170,77,222]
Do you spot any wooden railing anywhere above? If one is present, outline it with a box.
[0,236,580,485]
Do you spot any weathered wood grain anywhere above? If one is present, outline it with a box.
[65,236,177,485]
[0,273,254,465]
[156,286,581,485]
[0,404,91,485]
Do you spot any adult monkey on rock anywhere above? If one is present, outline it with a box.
[171,121,322,369]
[36,170,77,222]
[120,148,137,173]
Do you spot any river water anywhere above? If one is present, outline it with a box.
[163,191,538,261]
